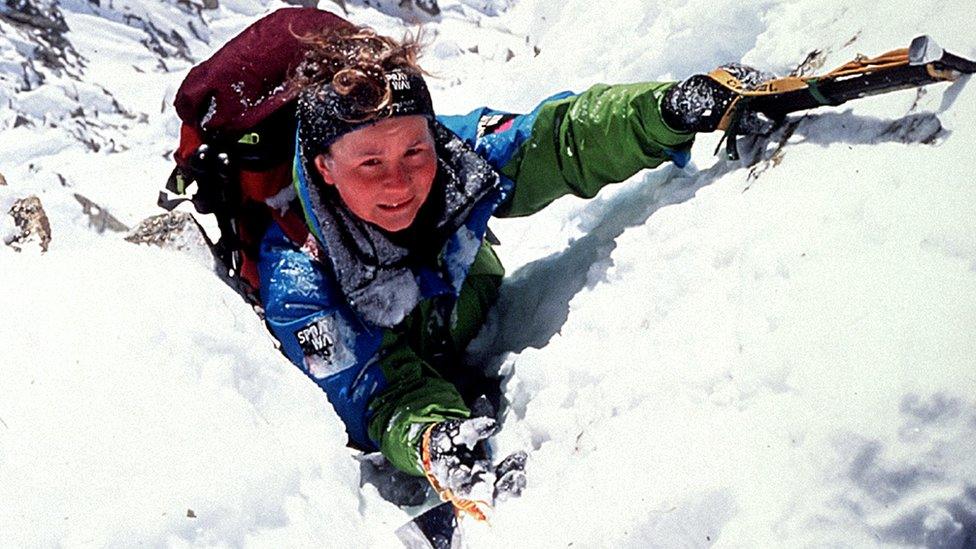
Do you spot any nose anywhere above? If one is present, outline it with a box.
[385,161,413,193]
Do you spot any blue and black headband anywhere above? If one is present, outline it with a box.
[296,68,435,159]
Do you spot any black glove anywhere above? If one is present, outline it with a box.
[662,63,777,135]
[420,417,527,518]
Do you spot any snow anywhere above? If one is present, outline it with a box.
[0,212,17,244]
[1,0,975,546]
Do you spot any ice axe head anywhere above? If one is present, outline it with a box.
[909,35,945,66]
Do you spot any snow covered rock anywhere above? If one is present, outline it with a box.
[0,0,81,123]
[456,0,513,16]
[412,0,440,16]
[125,211,216,269]
[5,195,52,252]
[72,0,209,64]
[351,0,440,20]
[0,0,78,73]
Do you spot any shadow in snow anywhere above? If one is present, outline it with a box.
[776,110,947,148]
[847,440,944,506]
[470,158,740,365]
[938,75,971,113]
[838,393,976,548]
[880,488,976,549]
[357,452,431,507]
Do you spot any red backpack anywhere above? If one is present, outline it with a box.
[162,7,350,298]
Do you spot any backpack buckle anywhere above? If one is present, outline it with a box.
[238,132,261,146]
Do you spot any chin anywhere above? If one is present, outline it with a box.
[375,211,418,233]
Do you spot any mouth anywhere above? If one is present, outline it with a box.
[378,197,415,211]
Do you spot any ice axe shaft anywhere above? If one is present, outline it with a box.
[720,35,975,160]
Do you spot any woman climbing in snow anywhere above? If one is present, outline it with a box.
[207,13,770,516]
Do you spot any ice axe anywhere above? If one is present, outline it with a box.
[717,35,976,160]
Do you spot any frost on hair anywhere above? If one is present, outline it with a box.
[289,25,428,118]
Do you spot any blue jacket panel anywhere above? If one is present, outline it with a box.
[438,91,574,169]
[259,223,387,447]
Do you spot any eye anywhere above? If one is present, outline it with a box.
[359,158,381,168]
[405,146,427,157]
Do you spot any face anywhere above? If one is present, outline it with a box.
[314,115,437,232]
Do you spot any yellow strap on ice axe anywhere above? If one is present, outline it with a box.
[707,69,810,131]
[825,48,911,78]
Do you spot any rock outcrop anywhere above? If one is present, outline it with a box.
[6,195,52,252]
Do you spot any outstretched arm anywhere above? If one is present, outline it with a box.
[439,81,695,217]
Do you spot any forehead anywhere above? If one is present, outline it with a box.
[332,115,432,155]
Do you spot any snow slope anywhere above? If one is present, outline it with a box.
[1,0,975,546]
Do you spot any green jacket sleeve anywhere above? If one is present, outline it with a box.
[366,242,503,476]
[499,81,694,217]
[368,330,470,475]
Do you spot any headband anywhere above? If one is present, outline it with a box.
[297,69,435,159]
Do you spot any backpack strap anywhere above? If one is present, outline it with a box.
[160,133,243,275]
